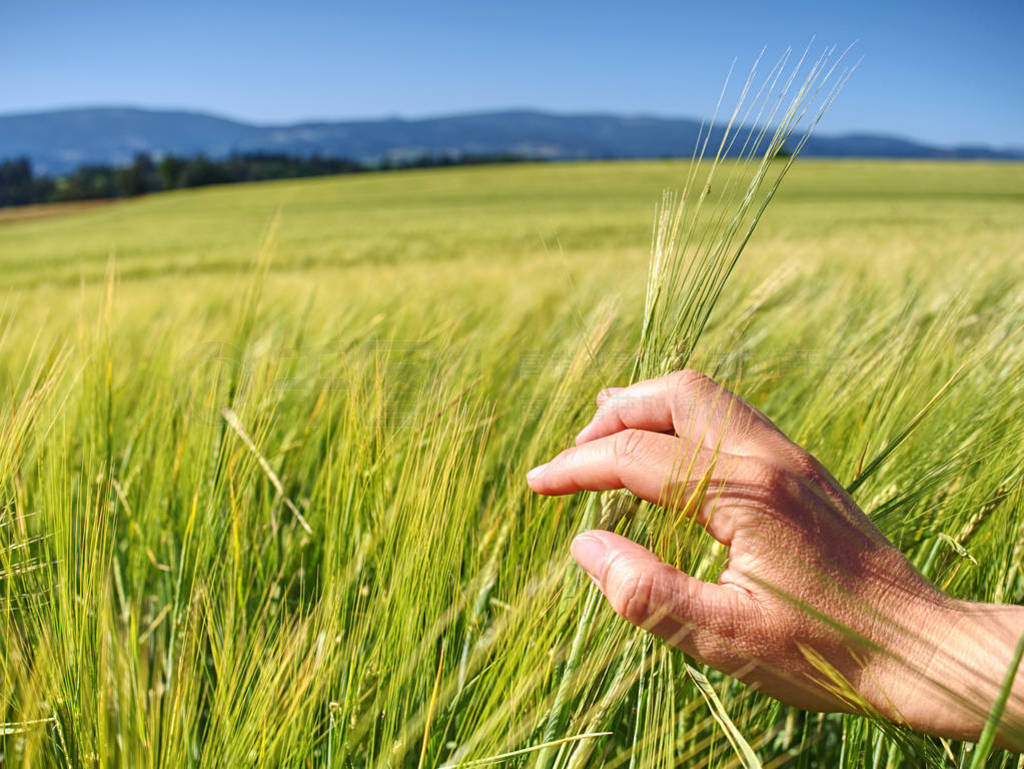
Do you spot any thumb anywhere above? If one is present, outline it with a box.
[571,530,752,667]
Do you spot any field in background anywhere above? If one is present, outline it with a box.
[1,160,1023,767]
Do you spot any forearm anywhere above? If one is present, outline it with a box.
[915,602,1024,751]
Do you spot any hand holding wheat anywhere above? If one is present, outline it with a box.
[528,369,1024,751]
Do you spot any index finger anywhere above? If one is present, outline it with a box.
[528,429,742,545]
[575,370,789,458]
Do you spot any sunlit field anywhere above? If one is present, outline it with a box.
[1,158,1023,767]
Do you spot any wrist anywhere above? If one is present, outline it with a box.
[911,600,1024,750]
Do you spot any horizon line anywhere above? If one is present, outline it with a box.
[2,103,1022,153]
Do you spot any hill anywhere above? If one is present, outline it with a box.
[2,107,1022,174]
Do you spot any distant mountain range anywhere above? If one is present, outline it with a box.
[2,107,1021,175]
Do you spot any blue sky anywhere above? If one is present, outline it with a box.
[3,0,1022,147]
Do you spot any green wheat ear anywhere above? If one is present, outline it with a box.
[535,44,856,769]
[638,44,856,380]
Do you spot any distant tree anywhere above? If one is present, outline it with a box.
[32,174,56,203]
[179,155,233,188]
[0,148,531,209]
[158,154,185,189]
[53,165,116,201]
[116,153,158,197]
[0,157,40,206]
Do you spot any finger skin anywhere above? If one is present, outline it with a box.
[527,429,742,544]
[595,387,624,407]
[530,430,687,499]
[576,380,675,444]
[576,370,788,457]
[571,530,753,669]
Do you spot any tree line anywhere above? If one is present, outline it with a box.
[0,151,532,208]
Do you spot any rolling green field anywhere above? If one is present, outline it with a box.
[1,159,1023,767]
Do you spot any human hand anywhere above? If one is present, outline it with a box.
[527,370,1024,748]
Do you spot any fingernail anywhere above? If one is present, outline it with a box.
[526,463,548,481]
[574,426,591,444]
[571,533,608,584]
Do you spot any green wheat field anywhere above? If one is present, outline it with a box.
[1,158,1023,767]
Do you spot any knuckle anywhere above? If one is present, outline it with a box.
[668,369,721,421]
[747,458,792,499]
[701,606,768,670]
[787,447,828,483]
[608,565,656,625]
[671,368,714,393]
[612,429,647,465]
